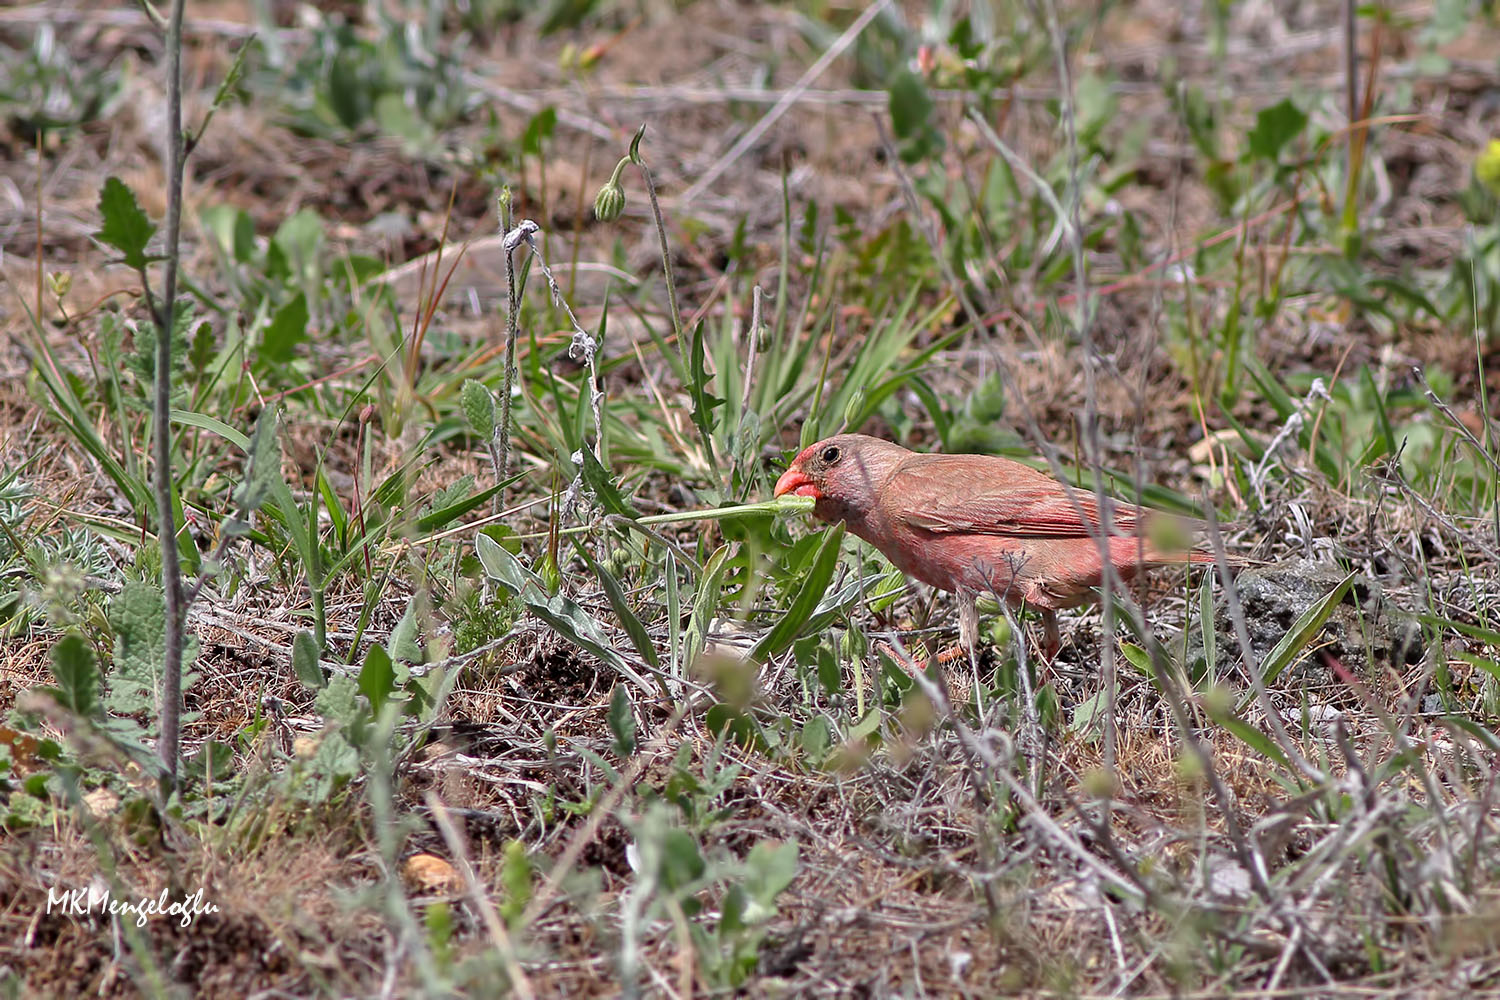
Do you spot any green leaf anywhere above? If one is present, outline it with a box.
[888,70,934,144]
[1218,716,1294,773]
[96,176,155,270]
[753,524,846,663]
[292,630,324,691]
[666,551,681,677]
[815,642,841,696]
[28,321,150,515]
[261,292,309,363]
[539,0,600,35]
[314,673,362,728]
[1246,98,1307,162]
[531,597,632,676]
[170,408,251,451]
[800,716,830,759]
[741,840,798,914]
[1239,571,1356,713]
[190,739,236,782]
[414,478,512,532]
[317,465,348,544]
[1419,613,1500,647]
[608,684,636,756]
[684,546,732,669]
[477,535,640,681]
[582,544,660,670]
[200,203,256,264]
[1119,641,1157,682]
[1360,365,1396,458]
[687,321,724,465]
[721,884,750,936]
[460,379,496,437]
[848,708,881,742]
[579,448,638,519]
[1441,716,1500,753]
[1199,571,1218,679]
[306,728,361,798]
[1074,72,1117,142]
[499,840,533,924]
[1069,690,1108,734]
[520,106,557,156]
[388,597,424,663]
[1178,84,1219,159]
[359,643,396,715]
[326,45,371,129]
[373,93,436,147]
[477,533,542,593]
[481,524,523,555]
[272,209,325,286]
[659,828,705,891]
[107,582,199,717]
[48,632,101,717]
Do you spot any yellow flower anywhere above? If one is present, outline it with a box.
[1476,139,1500,195]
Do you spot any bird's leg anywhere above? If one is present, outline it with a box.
[958,594,979,659]
[931,592,980,667]
[1040,610,1061,663]
[933,594,981,666]
[960,592,987,716]
[874,590,960,675]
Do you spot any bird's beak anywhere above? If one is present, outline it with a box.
[774,467,821,499]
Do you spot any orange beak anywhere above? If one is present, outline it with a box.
[774,467,821,499]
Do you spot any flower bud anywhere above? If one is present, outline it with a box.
[593,158,629,222]
[578,42,605,71]
[842,386,866,430]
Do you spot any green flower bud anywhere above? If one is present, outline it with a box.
[594,183,624,222]
[842,386,866,430]
[593,157,629,223]
[538,551,562,597]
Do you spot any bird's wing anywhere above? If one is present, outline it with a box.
[886,453,1143,538]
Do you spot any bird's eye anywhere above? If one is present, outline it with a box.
[820,445,840,464]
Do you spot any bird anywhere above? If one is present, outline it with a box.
[773,433,1219,661]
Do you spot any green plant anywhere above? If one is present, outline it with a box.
[0,23,124,137]
[619,803,798,990]
[264,7,473,148]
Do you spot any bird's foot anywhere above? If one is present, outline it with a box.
[935,643,969,666]
[873,638,973,676]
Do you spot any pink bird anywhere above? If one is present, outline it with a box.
[773,434,1218,660]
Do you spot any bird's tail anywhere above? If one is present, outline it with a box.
[1123,539,1242,568]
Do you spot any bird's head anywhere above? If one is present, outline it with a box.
[773,434,906,525]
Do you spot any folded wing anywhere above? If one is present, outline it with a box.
[887,453,1145,538]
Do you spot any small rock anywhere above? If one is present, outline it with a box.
[401,853,462,893]
[1187,557,1421,689]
